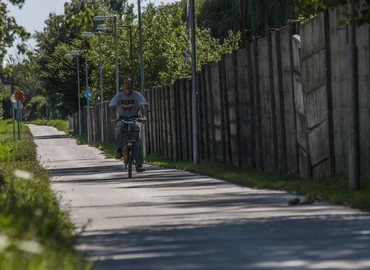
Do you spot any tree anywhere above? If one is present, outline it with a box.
[182,0,318,39]
[108,0,133,18]
[299,0,370,25]
[0,0,30,65]
[140,2,239,87]
[195,0,240,42]
[29,1,240,117]
[33,0,110,117]
[25,95,47,120]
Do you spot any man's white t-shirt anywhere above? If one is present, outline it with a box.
[108,90,148,118]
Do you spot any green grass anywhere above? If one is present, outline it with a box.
[32,119,370,212]
[0,120,91,270]
[73,133,116,158]
[145,155,370,212]
[29,119,70,132]
[29,119,116,157]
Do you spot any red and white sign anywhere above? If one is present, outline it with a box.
[15,90,25,103]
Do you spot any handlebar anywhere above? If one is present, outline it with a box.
[119,117,139,124]
[113,116,146,124]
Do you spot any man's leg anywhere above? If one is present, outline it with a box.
[134,123,145,172]
[114,121,124,158]
[134,138,144,165]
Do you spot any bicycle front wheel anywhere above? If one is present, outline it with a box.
[127,149,132,178]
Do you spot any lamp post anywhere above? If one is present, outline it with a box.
[137,0,148,158]
[137,0,145,93]
[83,25,106,142]
[65,50,82,135]
[190,0,199,164]
[72,48,92,143]
[84,50,92,143]
[93,15,119,94]
[97,30,104,142]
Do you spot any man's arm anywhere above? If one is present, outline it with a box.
[140,104,147,123]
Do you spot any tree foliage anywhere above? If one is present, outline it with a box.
[27,0,239,117]
[299,0,370,25]
[0,0,30,65]
[25,95,47,119]
[195,0,240,42]
[182,0,317,39]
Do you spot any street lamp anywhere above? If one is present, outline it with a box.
[84,50,92,143]
[82,26,105,142]
[65,50,82,136]
[137,0,147,157]
[190,0,199,164]
[71,47,92,143]
[93,15,119,94]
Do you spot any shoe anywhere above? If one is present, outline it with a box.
[115,148,123,159]
[136,165,146,172]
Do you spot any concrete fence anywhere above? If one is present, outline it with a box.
[70,10,370,179]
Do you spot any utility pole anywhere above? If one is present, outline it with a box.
[348,0,360,190]
[190,0,199,164]
[138,0,147,158]
[138,1,145,92]
[130,25,134,80]
[65,50,82,135]
[98,31,104,142]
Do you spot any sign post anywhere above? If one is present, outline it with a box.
[84,89,92,143]
[12,91,25,140]
[16,92,20,140]
[11,94,16,139]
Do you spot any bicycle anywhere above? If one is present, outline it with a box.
[119,116,142,178]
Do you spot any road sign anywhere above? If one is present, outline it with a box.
[84,89,93,99]
[12,101,24,110]
[10,94,16,103]
[15,90,25,103]
[12,105,23,122]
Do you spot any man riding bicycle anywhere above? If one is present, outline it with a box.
[109,77,148,172]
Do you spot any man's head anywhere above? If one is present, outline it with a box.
[122,78,133,96]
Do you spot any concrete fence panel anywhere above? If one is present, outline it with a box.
[301,13,331,178]
[251,39,264,170]
[258,37,276,172]
[210,62,224,162]
[357,22,370,177]
[280,25,298,173]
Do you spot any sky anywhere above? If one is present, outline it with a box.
[6,0,178,62]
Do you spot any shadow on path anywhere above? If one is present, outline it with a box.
[80,213,370,270]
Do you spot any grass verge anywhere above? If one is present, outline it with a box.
[29,119,116,158]
[32,119,370,212]
[145,155,370,212]
[29,119,70,132]
[0,120,91,270]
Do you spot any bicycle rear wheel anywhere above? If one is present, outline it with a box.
[127,149,132,178]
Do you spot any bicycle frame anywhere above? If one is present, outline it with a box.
[119,117,140,178]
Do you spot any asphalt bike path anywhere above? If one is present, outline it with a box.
[28,125,370,270]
